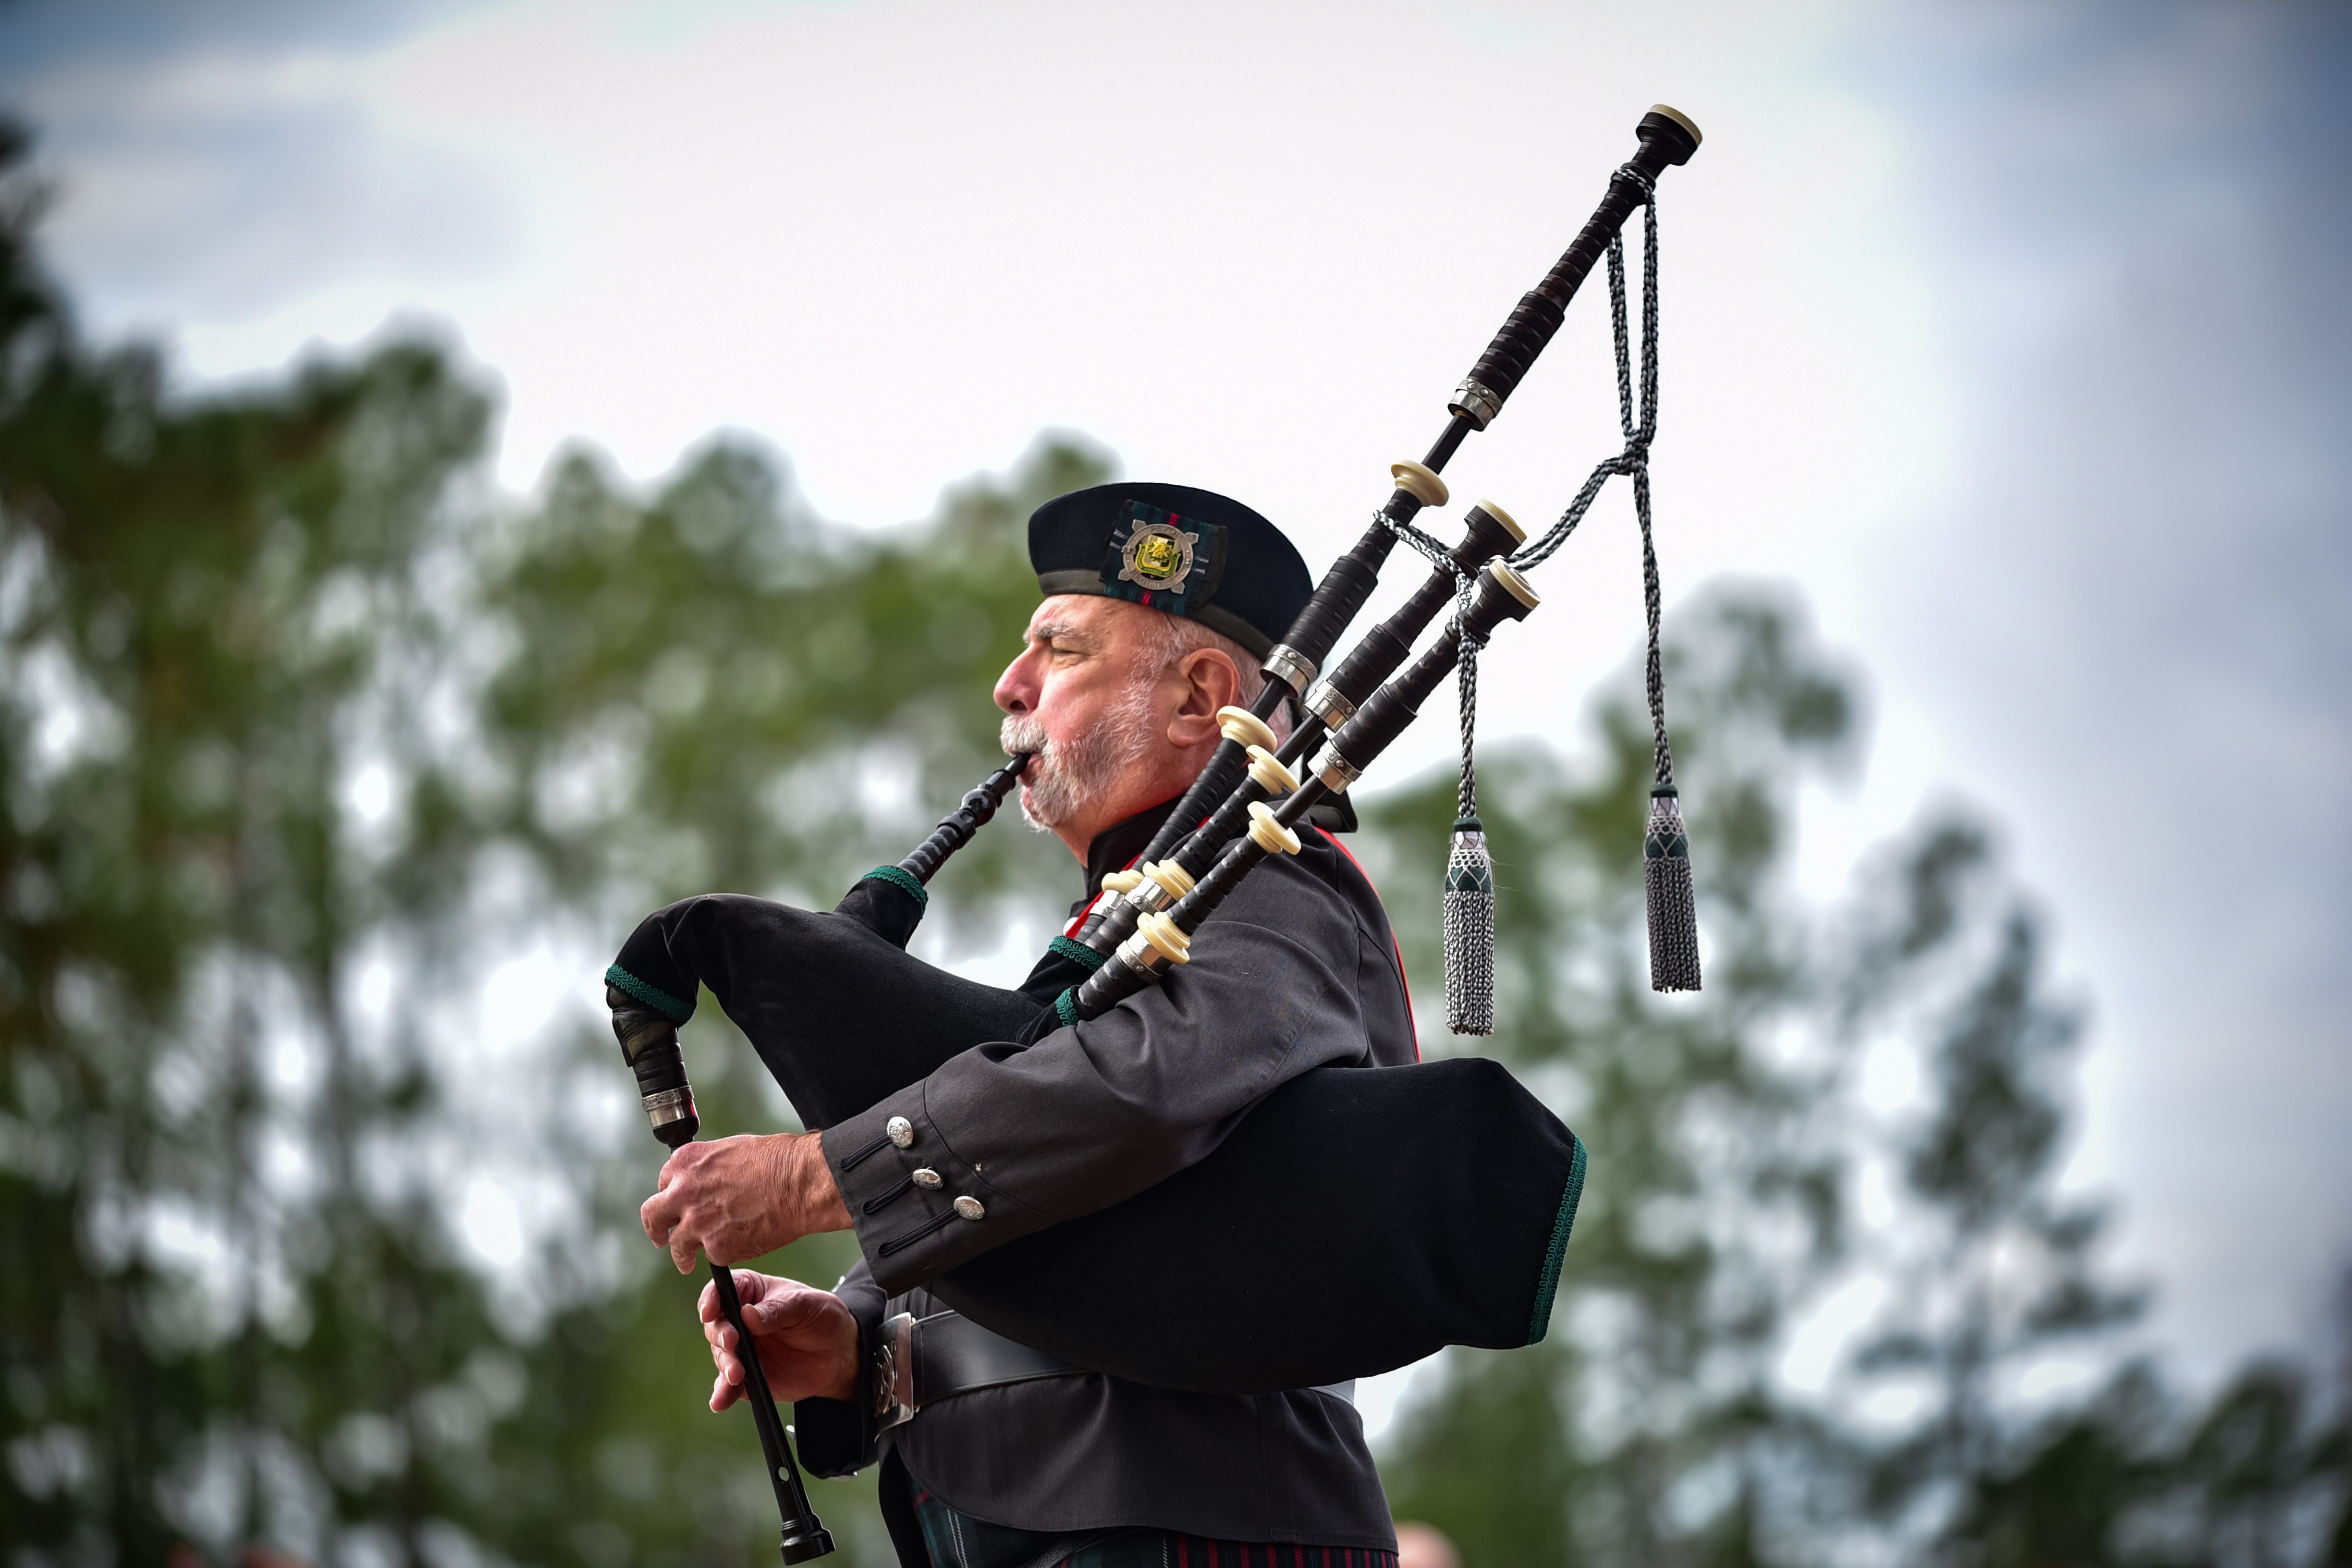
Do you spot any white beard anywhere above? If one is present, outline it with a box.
[1001,680,1165,834]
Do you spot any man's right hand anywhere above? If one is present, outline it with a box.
[700,1270,861,1412]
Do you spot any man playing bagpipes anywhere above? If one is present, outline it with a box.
[621,485,1434,1566]
[598,104,1704,1568]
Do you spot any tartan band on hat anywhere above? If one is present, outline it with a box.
[1029,482,1313,659]
[1098,499,1229,619]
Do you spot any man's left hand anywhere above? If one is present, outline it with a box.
[640,1132,852,1273]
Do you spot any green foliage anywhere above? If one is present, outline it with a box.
[1366,591,2348,1565]
[0,120,1095,1565]
[473,434,1093,914]
[1,118,500,1561]
[1367,587,1863,1566]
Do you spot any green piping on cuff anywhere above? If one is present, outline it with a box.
[1054,987,1080,1030]
[606,964,694,1025]
[1525,1132,1588,1346]
[859,865,929,909]
[1048,935,1106,972]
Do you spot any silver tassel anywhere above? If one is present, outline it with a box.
[1444,816,1497,1034]
[1644,786,1700,991]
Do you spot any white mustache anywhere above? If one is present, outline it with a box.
[1001,714,1049,756]
[1000,712,1073,830]
[997,684,1160,831]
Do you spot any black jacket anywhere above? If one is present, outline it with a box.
[797,803,1416,1548]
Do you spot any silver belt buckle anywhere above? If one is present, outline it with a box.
[876,1312,918,1430]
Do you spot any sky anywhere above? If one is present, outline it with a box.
[2,0,2345,1400]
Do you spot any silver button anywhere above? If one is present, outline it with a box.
[953,1196,985,1221]
[912,1168,942,1190]
[886,1116,914,1148]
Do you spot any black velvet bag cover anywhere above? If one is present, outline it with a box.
[608,881,1587,1393]
[612,887,1042,1129]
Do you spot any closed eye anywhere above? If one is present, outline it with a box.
[1028,620,1096,662]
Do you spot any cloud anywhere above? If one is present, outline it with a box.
[2,0,516,323]
[1851,0,2352,1372]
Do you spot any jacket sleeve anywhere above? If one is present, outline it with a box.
[819,859,1376,1295]
[791,1259,886,1478]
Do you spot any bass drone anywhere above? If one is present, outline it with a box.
[602,105,1704,1561]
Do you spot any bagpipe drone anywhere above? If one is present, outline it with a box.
[604,105,1704,1558]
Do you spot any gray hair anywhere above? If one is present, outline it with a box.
[1129,612,1293,743]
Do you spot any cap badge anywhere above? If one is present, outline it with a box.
[1095,500,1225,618]
[1118,520,1200,594]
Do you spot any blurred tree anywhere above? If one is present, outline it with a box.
[1839,815,2146,1560]
[0,114,1096,1567]
[445,430,1103,1568]
[1942,1356,2348,1568]
[471,420,1087,924]
[1369,590,2347,1565]
[0,108,505,1565]
[1369,587,1865,1568]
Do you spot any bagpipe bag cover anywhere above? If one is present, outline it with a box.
[610,888,1586,1395]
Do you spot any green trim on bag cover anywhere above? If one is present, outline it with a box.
[606,964,694,1025]
[1054,987,1081,1030]
[1525,1133,1588,1346]
[859,865,929,909]
[1048,935,1106,972]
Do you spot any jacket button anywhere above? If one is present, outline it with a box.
[953,1196,985,1221]
[912,1168,942,1189]
[886,1117,914,1148]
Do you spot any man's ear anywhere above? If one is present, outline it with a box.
[1166,646,1242,745]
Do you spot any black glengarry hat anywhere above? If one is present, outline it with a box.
[1028,483,1312,659]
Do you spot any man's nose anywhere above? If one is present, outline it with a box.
[994,649,1038,715]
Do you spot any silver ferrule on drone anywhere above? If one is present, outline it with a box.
[1262,644,1317,696]
[607,984,701,1147]
[1448,378,1505,430]
[1300,678,1358,731]
[1317,748,1367,795]
[641,1086,697,1134]
[1116,911,1192,976]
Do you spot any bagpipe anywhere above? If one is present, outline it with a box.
[603,105,1704,1559]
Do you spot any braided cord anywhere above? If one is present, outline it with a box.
[1373,509,1458,572]
[1636,471,1672,790]
[1507,186,1675,789]
[1371,173,1674,814]
[1372,510,1487,822]
[1384,167,1690,1011]
[1455,578,1484,823]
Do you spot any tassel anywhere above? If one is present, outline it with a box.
[1644,786,1700,991]
[1444,816,1497,1035]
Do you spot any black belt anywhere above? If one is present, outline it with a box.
[874,1309,1353,1429]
